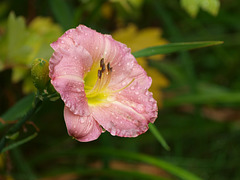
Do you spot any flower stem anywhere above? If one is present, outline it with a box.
[0,97,42,153]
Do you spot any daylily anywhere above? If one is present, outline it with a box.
[49,25,158,142]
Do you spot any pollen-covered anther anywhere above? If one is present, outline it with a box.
[98,70,102,79]
[98,58,113,78]
[107,62,112,73]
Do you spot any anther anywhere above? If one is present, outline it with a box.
[102,64,106,72]
[98,70,102,79]
[107,63,111,72]
[100,58,104,67]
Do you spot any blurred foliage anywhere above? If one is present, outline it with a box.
[181,0,220,17]
[0,12,63,93]
[1,0,240,180]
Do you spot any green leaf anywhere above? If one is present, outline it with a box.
[2,133,38,153]
[180,0,220,17]
[7,12,31,63]
[48,0,75,30]
[42,168,168,180]
[30,148,202,180]
[164,92,240,107]
[149,123,170,151]
[181,0,199,17]
[1,93,35,122]
[132,41,223,58]
[200,0,220,16]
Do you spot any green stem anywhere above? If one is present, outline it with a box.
[0,97,42,152]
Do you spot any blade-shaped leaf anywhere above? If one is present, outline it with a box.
[2,133,38,153]
[30,147,202,180]
[149,123,170,151]
[1,93,35,122]
[132,41,223,58]
[164,92,240,107]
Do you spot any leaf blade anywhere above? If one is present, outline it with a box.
[132,41,223,58]
[2,133,38,153]
[1,93,35,122]
[149,123,170,151]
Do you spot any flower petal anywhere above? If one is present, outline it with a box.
[49,39,93,116]
[57,25,136,87]
[64,106,102,142]
[92,101,151,137]
[91,61,158,137]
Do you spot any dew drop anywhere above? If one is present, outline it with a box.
[130,86,135,90]
[149,98,155,102]
[80,117,85,123]
[136,104,144,113]
[121,82,127,86]
[118,63,121,66]
[111,129,116,136]
[107,96,116,101]
[135,91,139,95]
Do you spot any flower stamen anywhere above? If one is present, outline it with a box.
[86,58,113,98]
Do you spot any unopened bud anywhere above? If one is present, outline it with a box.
[31,58,50,92]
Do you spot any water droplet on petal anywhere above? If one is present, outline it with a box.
[130,86,135,90]
[107,96,116,101]
[80,117,85,123]
[135,91,139,95]
[136,104,144,113]
[149,97,155,102]
[111,129,116,136]
[121,82,127,86]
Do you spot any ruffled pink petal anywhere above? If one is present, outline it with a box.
[56,25,136,87]
[91,101,150,137]
[49,24,158,141]
[49,40,93,116]
[117,62,158,119]
[64,106,102,142]
[91,60,158,137]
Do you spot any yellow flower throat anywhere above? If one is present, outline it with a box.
[84,58,134,106]
[84,58,112,105]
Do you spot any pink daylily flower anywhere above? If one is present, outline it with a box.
[49,25,158,142]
